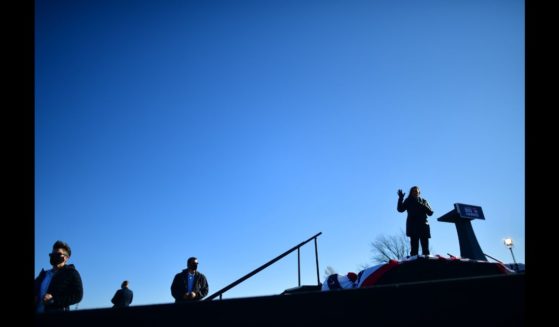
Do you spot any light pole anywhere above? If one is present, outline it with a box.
[503,238,518,271]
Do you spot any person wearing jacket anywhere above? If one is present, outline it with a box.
[171,257,209,302]
[111,280,133,307]
[397,186,434,257]
[34,240,83,312]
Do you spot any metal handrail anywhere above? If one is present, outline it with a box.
[205,232,322,301]
[483,253,504,264]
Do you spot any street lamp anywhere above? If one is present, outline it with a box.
[503,238,518,271]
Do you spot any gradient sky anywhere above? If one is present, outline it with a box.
[35,0,524,310]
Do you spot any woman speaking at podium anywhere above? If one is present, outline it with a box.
[397,186,434,257]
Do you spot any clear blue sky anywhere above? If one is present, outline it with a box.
[35,0,524,310]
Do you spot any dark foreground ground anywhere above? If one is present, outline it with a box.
[36,273,524,327]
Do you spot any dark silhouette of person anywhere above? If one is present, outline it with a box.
[34,240,84,312]
[397,186,434,256]
[171,257,209,302]
[111,280,133,307]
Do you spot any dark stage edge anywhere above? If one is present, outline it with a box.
[36,273,525,326]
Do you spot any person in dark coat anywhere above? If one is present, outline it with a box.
[111,280,133,307]
[34,240,84,312]
[171,257,209,302]
[397,186,434,256]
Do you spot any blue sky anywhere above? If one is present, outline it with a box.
[35,0,524,310]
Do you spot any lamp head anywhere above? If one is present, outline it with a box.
[504,238,514,249]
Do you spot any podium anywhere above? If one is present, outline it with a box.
[437,203,487,261]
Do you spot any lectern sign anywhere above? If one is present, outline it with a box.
[455,203,485,220]
[437,203,487,260]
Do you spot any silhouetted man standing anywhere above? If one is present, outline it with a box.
[171,257,209,302]
[111,280,133,307]
[34,240,83,312]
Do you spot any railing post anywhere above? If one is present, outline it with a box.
[314,237,320,285]
[297,248,301,286]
